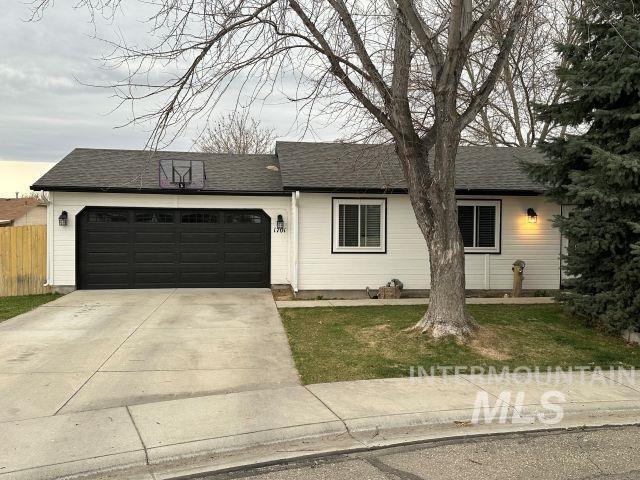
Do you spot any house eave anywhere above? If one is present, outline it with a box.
[31,184,544,197]
[281,186,544,196]
[29,185,289,197]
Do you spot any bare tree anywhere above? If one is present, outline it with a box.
[462,0,580,146]
[34,0,531,340]
[197,111,276,154]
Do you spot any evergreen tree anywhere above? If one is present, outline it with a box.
[527,0,640,334]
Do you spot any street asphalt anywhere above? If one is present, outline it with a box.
[195,425,640,480]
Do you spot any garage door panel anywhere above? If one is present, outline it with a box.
[226,262,268,272]
[180,243,222,254]
[180,263,222,272]
[133,243,176,254]
[134,232,175,243]
[225,252,264,264]
[85,243,129,253]
[180,232,221,243]
[83,266,131,275]
[225,243,268,254]
[87,231,130,243]
[224,271,265,283]
[180,252,220,264]
[85,252,130,264]
[225,232,264,243]
[84,272,130,287]
[179,272,223,284]
[78,208,269,289]
[134,272,177,284]
[134,252,178,264]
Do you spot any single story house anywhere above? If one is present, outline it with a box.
[0,197,47,227]
[31,142,563,294]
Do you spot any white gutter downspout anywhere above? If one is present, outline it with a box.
[45,191,54,287]
[291,191,300,293]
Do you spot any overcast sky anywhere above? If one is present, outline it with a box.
[0,1,342,196]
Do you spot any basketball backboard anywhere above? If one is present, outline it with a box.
[159,159,206,189]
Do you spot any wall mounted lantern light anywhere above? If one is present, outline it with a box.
[58,211,69,227]
[527,208,538,224]
[275,214,286,233]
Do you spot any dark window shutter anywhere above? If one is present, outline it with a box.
[339,204,359,247]
[477,206,496,248]
[457,206,474,247]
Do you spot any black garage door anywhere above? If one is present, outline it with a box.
[77,208,270,289]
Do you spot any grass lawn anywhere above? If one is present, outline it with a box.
[0,294,61,323]
[279,304,640,384]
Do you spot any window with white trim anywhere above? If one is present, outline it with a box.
[457,200,501,253]
[332,198,386,253]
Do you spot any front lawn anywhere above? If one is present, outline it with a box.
[279,305,640,384]
[0,293,61,323]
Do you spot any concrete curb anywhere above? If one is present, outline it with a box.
[276,297,555,308]
[2,370,638,480]
[85,406,640,480]
[153,420,640,480]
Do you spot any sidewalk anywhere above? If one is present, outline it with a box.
[276,297,555,308]
[1,369,638,480]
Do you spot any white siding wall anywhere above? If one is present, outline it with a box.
[47,190,561,291]
[297,193,561,290]
[47,191,291,287]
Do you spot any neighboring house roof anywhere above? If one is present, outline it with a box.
[32,142,546,195]
[0,198,46,224]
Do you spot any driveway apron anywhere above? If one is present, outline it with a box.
[0,288,299,421]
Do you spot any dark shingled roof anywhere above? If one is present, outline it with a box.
[32,148,283,193]
[275,141,545,193]
[32,143,545,194]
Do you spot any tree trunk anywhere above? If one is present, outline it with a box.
[418,214,477,339]
[396,130,478,341]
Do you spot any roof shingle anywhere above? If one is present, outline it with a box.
[32,148,283,193]
[275,141,545,193]
[32,143,546,194]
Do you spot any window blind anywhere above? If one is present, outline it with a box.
[339,204,359,247]
[477,206,496,248]
[360,204,381,247]
[457,205,475,248]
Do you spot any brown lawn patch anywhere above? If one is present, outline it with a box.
[468,325,512,361]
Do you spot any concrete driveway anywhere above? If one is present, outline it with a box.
[0,289,299,422]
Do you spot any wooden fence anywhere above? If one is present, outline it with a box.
[0,225,50,297]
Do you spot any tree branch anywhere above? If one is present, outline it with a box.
[327,0,393,108]
[288,0,399,136]
[458,0,526,128]
[394,0,444,78]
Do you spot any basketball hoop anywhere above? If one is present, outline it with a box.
[159,159,205,190]
[171,162,193,189]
